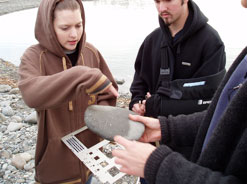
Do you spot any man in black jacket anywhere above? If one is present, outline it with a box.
[130,0,226,118]
[112,1,247,183]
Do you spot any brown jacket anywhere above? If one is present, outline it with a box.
[18,0,117,183]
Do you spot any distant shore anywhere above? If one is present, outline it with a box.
[0,0,94,16]
[0,0,41,16]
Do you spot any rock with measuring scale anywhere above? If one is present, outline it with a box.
[84,105,145,141]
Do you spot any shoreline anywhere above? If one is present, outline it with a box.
[0,0,41,16]
[0,0,95,16]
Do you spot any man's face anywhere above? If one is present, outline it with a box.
[154,0,187,26]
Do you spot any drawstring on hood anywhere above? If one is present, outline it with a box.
[62,57,73,111]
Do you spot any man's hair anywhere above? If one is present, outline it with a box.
[54,0,80,12]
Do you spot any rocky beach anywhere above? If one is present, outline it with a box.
[0,1,131,183]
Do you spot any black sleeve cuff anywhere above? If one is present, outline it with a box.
[144,145,172,183]
[158,116,171,144]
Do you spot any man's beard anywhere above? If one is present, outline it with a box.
[161,17,171,26]
[164,19,171,26]
[160,12,172,26]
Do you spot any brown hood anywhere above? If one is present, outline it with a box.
[34,0,86,57]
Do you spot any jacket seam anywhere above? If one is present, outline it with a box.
[85,44,100,65]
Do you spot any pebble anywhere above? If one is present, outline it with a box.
[84,105,145,141]
[2,106,14,117]
[1,150,11,159]
[9,88,19,94]
[7,122,23,132]
[0,84,11,93]
[115,78,125,85]
[0,113,7,122]
[2,163,8,171]
[11,155,26,170]
[11,115,22,122]
[24,111,37,124]
[24,160,35,171]
[19,152,32,162]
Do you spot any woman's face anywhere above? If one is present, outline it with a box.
[53,9,83,51]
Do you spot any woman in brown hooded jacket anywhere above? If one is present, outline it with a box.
[18,0,118,183]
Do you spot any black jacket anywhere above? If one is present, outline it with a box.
[144,47,247,183]
[129,0,226,116]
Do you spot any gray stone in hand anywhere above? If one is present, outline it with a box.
[84,105,144,141]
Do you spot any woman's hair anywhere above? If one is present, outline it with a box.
[53,0,81,20]
[54,0,80,14]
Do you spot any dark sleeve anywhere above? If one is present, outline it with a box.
[144,145,240,183]
[159,110,207,147]
[129,42,149,110]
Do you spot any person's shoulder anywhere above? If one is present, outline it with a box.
[22,44,46,58]
[84,42,101,63]
[84,42,99,54]
[200,23,222,41]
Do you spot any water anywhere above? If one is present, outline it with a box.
[0,0,247,93]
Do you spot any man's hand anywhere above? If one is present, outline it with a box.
[112,136,156,178]
[131,92,151,115]
[132,101,146,116]
[129,114,161,143]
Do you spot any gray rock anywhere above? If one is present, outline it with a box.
[11,155,26,170]
[24,160,34,171]
[19,152,32,162]
[7,165,16,172]
[11,116,22,122]
[2,163,8,171]
[0,113,7,122]
[84,105,144,141]
[115,78,125,85]
[0,100,10,108]
[16,179,25,184]
[1,150,11,159]
[24,111,37,124]
[9,88,19,95]
[2,106,14,117]
[7,122,23,132]
[0,85,11,93]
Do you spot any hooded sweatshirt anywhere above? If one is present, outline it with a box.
[129,0,226,116]
[18,0,118,183]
